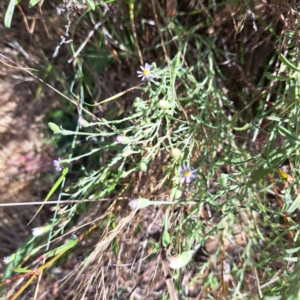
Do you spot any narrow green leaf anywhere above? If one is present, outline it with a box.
[27,168,69,224]
[13,267,33,273]
[250,143,294,182]
[4,0,16,28]
[278,126,300,145]
[287,194,300,214]
[112,237,119,257]
[251,167,270,182]
[265,297,283,300]
[279,54,300,72]
[284,257,298,262]
[266,116,281,122]
[233,123,250,131]
[86,0,95,10]
[29,0,41,8]
[65,148,100,162]
[62,167,69,176]
[265,72,290,81]
[286,247,300,254]
[44,238,78,258]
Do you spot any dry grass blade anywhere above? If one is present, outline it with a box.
[75,208,137,297]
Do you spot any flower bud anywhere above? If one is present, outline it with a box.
[162,231,170,247]
[133,97,143,107]
[217,174,228,186]
[128,198,152,210]
[170,148,181,159]
[116,135,130,144]
[78,116,89,128]
[139,160,148,172]
[169,250,194,269]
[48,122,60,133]
[32,225,52,237]
[159,100,170,109]
[170,187,182,200]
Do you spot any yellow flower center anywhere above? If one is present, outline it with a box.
[183,171,191,177]
[143,69,150,76]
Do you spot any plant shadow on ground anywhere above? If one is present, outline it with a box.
[1,0,300,299]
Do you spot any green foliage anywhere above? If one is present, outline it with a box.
[3,1,300,299]
[29,0,41,8]
[4,0,17,28]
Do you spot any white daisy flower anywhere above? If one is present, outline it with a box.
[137,63,153,81]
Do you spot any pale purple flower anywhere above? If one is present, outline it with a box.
[116,135,124,144]
[179,164,197,184]
[53,158,63,171]
[137,63,153,81]
[78,116,89,128]
[3,256,10,264]
[128,198,139,210]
